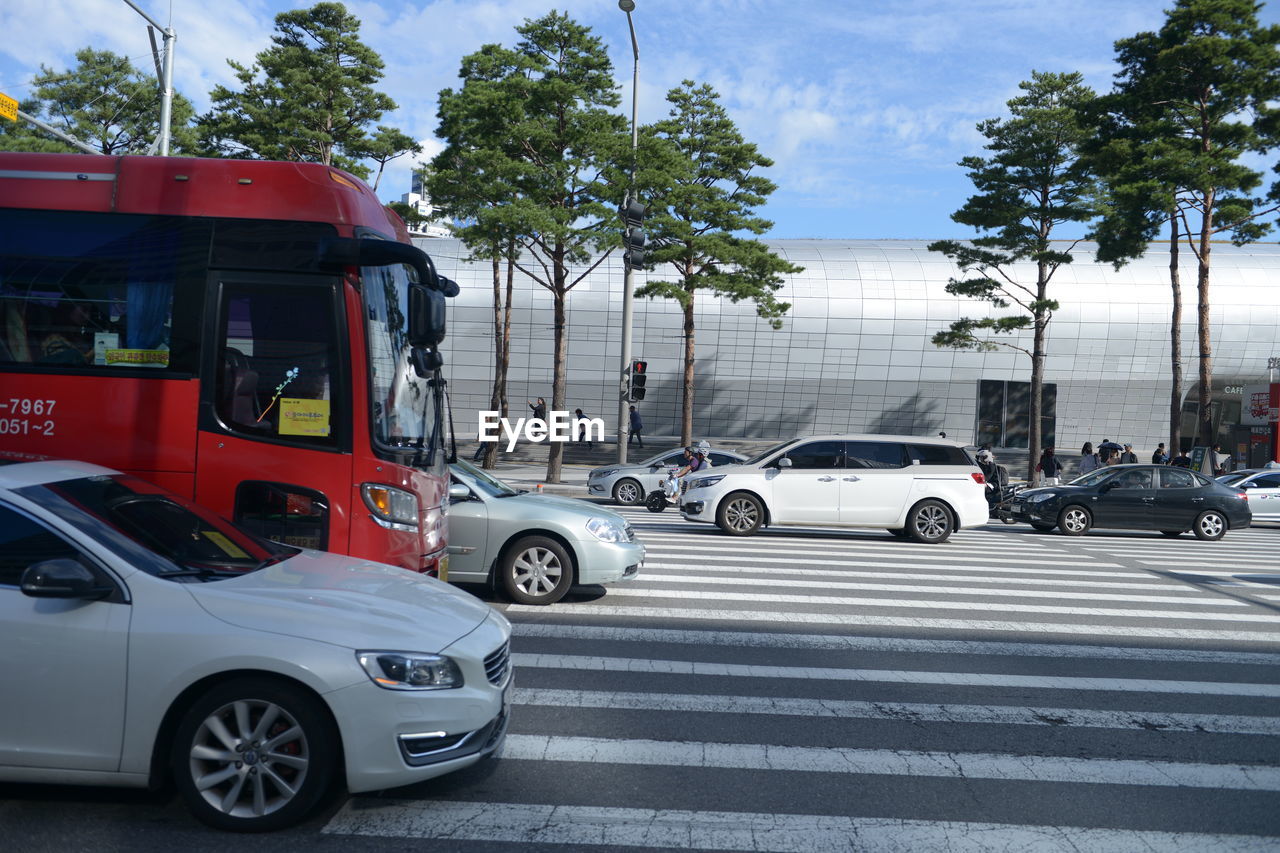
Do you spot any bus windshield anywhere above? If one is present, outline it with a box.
[362,262,444,475]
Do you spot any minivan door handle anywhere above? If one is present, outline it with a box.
[843,476,861,482]
[817,476,836,482]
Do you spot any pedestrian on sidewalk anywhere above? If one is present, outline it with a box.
[1151,443,1168,465]
[1036,447,1064,486]
[1079,442,1100,475]
[573,408,594,449]
[528,397,546,422]
[1211,443,1230,476]
[1121,444,1138,464]
[628,405,644,447]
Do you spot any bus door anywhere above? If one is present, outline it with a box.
[196,274,353,554]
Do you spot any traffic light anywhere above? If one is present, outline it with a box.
[629,360,647,401]
[619,197,646,271]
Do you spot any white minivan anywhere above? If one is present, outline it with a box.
[679,435,989,543]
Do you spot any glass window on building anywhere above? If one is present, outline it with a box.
[976,380,1056,449]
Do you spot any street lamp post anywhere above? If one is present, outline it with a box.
[616,0,639,464]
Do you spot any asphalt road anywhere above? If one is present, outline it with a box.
[3,516,1279,852]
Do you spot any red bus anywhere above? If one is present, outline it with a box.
[0,152,457,576]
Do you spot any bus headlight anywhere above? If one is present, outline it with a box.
[361,483,420,532]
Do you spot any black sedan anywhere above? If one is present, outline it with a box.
[1002,464,1251,539]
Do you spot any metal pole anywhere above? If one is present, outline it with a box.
[157,28,175,155]
[616,4,639,464]
[121,0,174,155]
[16,109,100,155]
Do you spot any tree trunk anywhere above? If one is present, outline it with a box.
[681,291,696,446]
[1196,192,1214,447]
[1168,218,1183,456]
[480,250,506,469]
[1028,260,1047,484]
[546,247,567,484]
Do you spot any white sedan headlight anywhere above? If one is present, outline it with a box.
[586,517,629,542]
[687,475,725,491]
[357,651,463,690]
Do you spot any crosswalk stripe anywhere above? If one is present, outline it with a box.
[597,587,1274,622]
[643,557,1138,577]
[505,604,1280,642]
[635,548,1119,568]
[322,800,1278,851]
[498,734,1280,790]
[635,572,1239,605]
[514,688,1280,735]
[508,622,1280,665]
[510,653,1280,697]
[638,562,1199,589]
[635,533,1062,555]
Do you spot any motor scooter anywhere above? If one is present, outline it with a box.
[644,466,683,513]
[992,483,1024,523]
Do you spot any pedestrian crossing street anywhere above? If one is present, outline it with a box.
[325,512,1280,851]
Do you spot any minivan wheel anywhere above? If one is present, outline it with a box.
[1192,511,1227,541]
[906,500,953,543]
[717,492,764,536]
[613,478,643,506]
[172,677,337,833]
[501,535,574,604]
[1058,505,1091,536]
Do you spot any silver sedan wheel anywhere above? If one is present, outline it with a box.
[187,698,311,820]
[512,546,565,596]
[613,478,642,505]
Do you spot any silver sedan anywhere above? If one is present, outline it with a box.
[447,460,645,604]
[586,447,748,505]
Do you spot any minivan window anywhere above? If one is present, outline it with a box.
[847,441,909,469]
[783,441,844,469]
[908,444,970,466]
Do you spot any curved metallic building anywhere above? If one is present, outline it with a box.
[423,238,1280,463]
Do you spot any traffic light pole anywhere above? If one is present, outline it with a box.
[616,2,639,465]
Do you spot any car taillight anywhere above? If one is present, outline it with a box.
[971,472,986,485]
[1238,492,1248,500]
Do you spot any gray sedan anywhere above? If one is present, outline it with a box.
[587,446,748,505]
[447,460,645,604]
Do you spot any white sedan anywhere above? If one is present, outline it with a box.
[0,459,511,832]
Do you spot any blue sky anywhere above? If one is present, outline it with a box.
[2,0,1278,239]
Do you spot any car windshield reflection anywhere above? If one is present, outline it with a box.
[452,459,521,498]
[16,474,293,578]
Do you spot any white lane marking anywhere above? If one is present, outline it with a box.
[1145,565,1280,577]
[515,688,1280,735]
[598,587,1276,622]
[641,563,1202,590]
[636,534,1062,556]
[1135,558,1280,568]
[509,622,1280,665]
[645,558,1140,578]
[323,800,1279,851]
[511,653,1280,698]
[635,572,1240,606]
[505,604,1280,643]
[634,549,1122,568]
[500,734,1280,790]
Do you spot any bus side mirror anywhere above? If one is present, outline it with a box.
[409,285,446,347]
